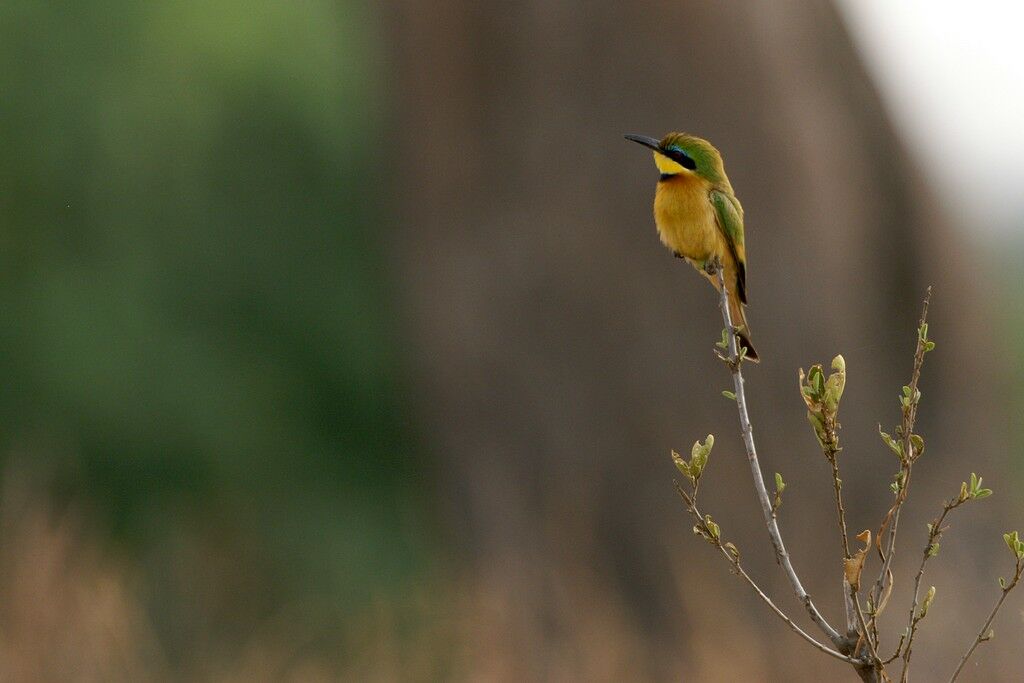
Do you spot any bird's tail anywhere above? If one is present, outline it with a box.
[729,289,759,363]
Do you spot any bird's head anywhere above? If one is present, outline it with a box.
[624,132,727,186]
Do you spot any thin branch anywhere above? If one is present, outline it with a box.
[882,633,906,666]
[800,352,859,644]
[823,423,857,638]
[828,454,851,559]
[870,289,932,625]
[851,584,884,674]
[843,578,859,644]
[898,496,968,680]
[948,558,1024,682]
[714,266,845,649]
[674,482,858,665]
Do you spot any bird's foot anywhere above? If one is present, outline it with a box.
[703,257,722,276]
[673,250,684,259]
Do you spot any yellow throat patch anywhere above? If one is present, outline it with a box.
[653,151,689,175]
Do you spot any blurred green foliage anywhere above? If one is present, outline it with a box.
[0,0,425,652]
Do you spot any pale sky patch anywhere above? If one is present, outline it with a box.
[836,0,1024,233]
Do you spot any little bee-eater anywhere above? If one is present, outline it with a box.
[625,132,758,361]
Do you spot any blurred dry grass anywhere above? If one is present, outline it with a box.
[2,462,1021,682]
[0,464,720,681]
[0,470,165,682]
[0,477,664,682]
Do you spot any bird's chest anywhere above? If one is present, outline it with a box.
[653,177,720,259]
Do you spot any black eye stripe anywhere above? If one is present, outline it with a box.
[668,149,697,170]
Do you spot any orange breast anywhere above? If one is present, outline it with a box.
[653,174,723,262]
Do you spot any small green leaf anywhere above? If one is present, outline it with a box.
[999,576,1007,589]
[927,543,940,557]
[716,328,729,350]
[879,429,903,458]
[672,449,689,472]
[704,515,721,542]
[685,435,713,479]
[806,411,828,448]
[722,390,736,401]
[772,472,786,512]
[924,340,936,352]
[975,488,993,499]
[810,367,824,396]
[918,585,936,619]
[723,542,739,560]
[822,355,846,411]
[1004,531,1024,559]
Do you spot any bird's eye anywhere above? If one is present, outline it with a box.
[668,148,697,170]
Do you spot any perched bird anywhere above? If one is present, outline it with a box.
[624,132,758,361]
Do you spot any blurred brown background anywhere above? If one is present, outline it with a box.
[1,0,1021,681]
[388,0,1017,680]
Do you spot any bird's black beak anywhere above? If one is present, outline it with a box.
[624,133,662,152]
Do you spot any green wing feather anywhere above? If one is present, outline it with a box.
[709,190,747,304]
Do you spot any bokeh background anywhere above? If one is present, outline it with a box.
[1,1,1021,681]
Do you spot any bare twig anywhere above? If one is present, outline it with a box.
[674,482,858,664]
[882,633,906,666]
[828,454,851,559]
[714,267,845,650]
[843,577,860,644]
[850,584,884,676]
[870,289,933,627]
[898,494,970,680]
[822,412,857,638]
[948,557,1024,682]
